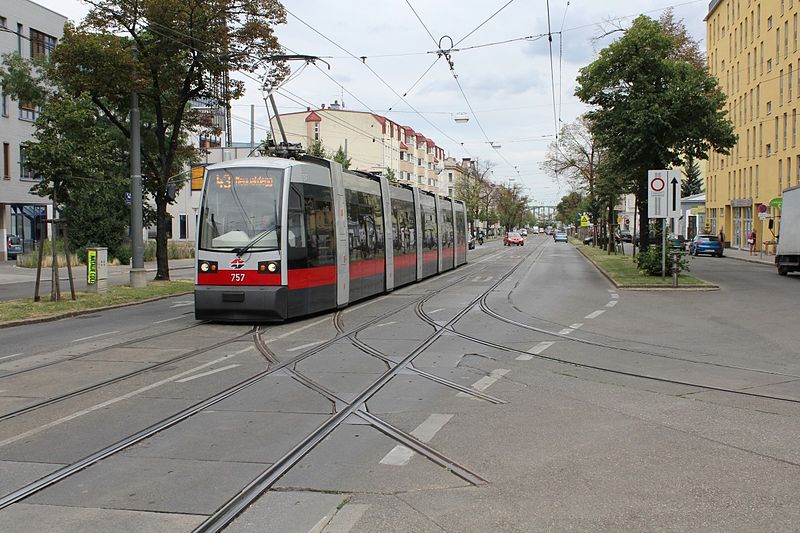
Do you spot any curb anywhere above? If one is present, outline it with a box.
[572,242,719,291]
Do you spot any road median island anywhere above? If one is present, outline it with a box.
[569,238,717,290]
[0,280,194,327]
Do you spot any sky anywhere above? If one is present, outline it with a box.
[31,0,711,205]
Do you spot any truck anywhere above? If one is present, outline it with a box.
[775,185,800,275]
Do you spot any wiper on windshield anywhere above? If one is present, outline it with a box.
[233,225,278,256]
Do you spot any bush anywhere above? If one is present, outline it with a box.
[637,244,689,276]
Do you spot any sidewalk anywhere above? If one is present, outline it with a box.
[720,246,776,266]
[0,258,195,286]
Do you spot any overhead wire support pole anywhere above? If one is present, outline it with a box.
[130,44,146,288]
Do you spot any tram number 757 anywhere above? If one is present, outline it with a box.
[230,273,246,283]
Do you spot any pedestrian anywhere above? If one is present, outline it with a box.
[718,228,725,248]
[748,228,757,255]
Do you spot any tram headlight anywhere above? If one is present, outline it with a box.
[258,260,279,274]
[198,260,218,273]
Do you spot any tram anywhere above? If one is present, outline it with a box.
[194,155,468,322]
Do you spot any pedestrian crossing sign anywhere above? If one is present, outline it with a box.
[580,214,590,227]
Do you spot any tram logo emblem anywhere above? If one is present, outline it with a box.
[229,257,246,269]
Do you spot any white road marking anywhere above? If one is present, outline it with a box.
[606,300,618,308]
[153,315,184,324]
[169,301,194,308]
[584,310,605,319]
[607,289,615,293]
[464,368,510,393]
[611,293,619,299]
[263,317,330,342]
[71,330,120,343]
[0,347,253,449]
[428,308,445,314]
[558,328,574,335]
[380,414,453,466]
[516,341,554,361]
[321,504,370,533]
[374,321,396,327]
[569,323,583,329]
[175,364,240,383]
[286,340,324,352]
[0,353,23,362]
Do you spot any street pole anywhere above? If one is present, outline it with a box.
[129,46,146,288]
[661,218,666,279]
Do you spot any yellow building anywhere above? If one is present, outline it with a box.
[705,0,798,251]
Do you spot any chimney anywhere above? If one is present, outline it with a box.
[307,106,311,111]
[321,104,326,109]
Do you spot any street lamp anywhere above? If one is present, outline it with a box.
[490,142,502,149]
[453,112,469,124]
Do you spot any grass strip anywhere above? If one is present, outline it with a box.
[570,238,714,287]
[0,280,194,325]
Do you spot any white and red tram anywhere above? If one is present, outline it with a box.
[194,155,468,322]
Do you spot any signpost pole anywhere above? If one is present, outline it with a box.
[662,218,666,279]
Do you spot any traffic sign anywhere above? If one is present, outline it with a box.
[758,203,768,214]
[580,214,590,227]
[648,170,681,219]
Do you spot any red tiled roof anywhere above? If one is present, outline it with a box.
[400,142,409,151]
[305,111,322,122]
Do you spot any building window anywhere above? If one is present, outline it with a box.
[791,64,794,100]
[179,214,187,240]
[794,109,797,146]
[768,16,773,30]
[0,16,7,29]
[1,88,7,117]
[19,145,41,181]
[19,101,36,121]
[2,143,9,179]
[767,100,772,114]
[313,123,319,140]
[784,113,788,148]
[29,29,57,60]
[780,70,784,104]
[767,58,773,72]
[766,143,772,156]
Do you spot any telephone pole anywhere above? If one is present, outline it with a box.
[130,45,146,288]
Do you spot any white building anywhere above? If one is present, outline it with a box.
[0,0,66,259]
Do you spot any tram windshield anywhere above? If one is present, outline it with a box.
[199,167,283,252]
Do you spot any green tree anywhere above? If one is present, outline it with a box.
[681,154,703,196]
[333,146,351,169]
[384,167,398,182]
[495,183,529,231]
[306,139,328,158]
[556,191,586,226]
[47,0,289,280]
[575,15,736,248]
[453,158,495,232]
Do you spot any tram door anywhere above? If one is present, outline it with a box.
[286,166,337,318]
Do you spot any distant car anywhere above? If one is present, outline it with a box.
[520,228,528,237]
[554,232,568,243]
[689,234,724,257]
[504,232,524,246]
[668,234,689,250]
[6,235,22,259]
[618,230,633,243]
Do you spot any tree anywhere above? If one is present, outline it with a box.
[495,183,529,231]
[575,15,736,249]
[47,0,289,280]
[453,158,495,232]
[556,191,586,226]
[681,154,703,197]
[306,139,328,158]
[384,167,398,182]
[541,114,604,239]
[333,146,351,169]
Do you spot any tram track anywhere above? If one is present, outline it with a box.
[0,244,522,516]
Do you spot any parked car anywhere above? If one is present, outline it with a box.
[520,228,528,237]
[689,234,724,257]
[668,234,689,250]
[504,232,524,246]
[6,235,22,259]
[618,230,633,242]
[554,231,568,243]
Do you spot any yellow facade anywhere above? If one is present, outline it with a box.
[706,0,798,251]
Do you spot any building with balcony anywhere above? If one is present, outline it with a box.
[0,0,66,259]
[705,0,800,251]
[271,104,448,194]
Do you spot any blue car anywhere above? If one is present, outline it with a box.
[554,231,568,243]
[689,234,724,257]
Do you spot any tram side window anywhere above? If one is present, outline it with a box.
[346,189,385,262]
[391,198,416,255]
[287,184,307,268]
[440,206,453,247]
[421,203,437,251]
[303,184,336,267]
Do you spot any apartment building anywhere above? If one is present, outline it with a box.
[705,0,800,251]
[0,1,66,259]
[272,104,451,195]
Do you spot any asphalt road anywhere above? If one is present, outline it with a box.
[0,235,797,532]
